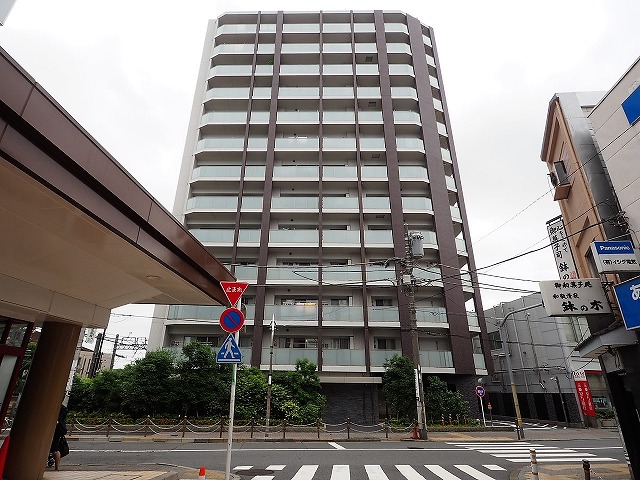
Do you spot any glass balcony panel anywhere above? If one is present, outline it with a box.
[399,165,428,180]
[260,24,276,33]
[168,304,227,320]
[269,229,319,244]
[209,65,253,77]
[282,23,320,33]
[273,165,319,177]
[356,64,379,75]
[433,98,444,111]
[322,196,359,209]
[201,111,248,124]
[420,350,454,368]
[213,44,254,55]
[423,34,432,47]
[192,165,243,179]
[238,229,262,242]
[239,348,252,363]
[371,349,402,366]
[396,137,425,151]
[322,268,362,283]
[255,65,274,75]
[441,148,452,162]
[467,311,480,328]
[323,43,351,53]
[257,43,275,53]
[263,348,318,365]
[367,268,395,284]
[393,111,421,123]
[389,64,414,76]
[250,111,270,123]
[245,165,266,177]
[244,304,256,321]
[241,196,264,209]
[356,86,381,97]
[280,64,320,75]
[186,196,238,210]
[323,349,366,366]
[247,137,268,149]
[277,111,319,123]
[390,86,417,99]
[474,353,486,370]
[271,196,319,209]
[323,137,356,149]
[368,307,399,322]
[323,111,355,123]
[205,87,250,100]
[450,205,462,220]
[353,24,375,33]
[385,23,408,34]
[427,55,436,68]
[323,86,354,97]
[265,304,318,322]
[322,305,364,322]
[445,176,456,190]
[267,266,319,282]
[323,64,354,75]
[361,166,388,178]
[354,42,377,53]
[322,165,357,178]
[358,111,383,122]
[279,87,320,97]
[402,197,433,211]
[275,137,319,149]
[217,24,257,34]
[456,238,467,254]
[460,272,473,288]
[253,87,272,98]
[234,265,258,282]
[386,43,412,54]
[322,23,351,33]
[360,137,385,149]
[197,137,244,150]
[437,122,448,136]
[364,230,393,243]
[190,229,235,243]
[430,75,440,88]
[281,43,320,53]
[322,230,361,244]
[363,197,390,209]
[416,306,447,323]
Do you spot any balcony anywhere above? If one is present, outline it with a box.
[371,349,401,367]
[250,111,270,123]
[253,87,272,99]
[271,196,318,210]
[205,87,250,100]
[396,137,425,151]
[273,165,319,178]
[473,353,486,370]
[368,307,399,323]
[323,86,354,98]
[467,311,480,328]
[358,111,383,123]
[456,237,467,254]
[323,64,354,75]
[389,64,414,76]
[266,266,319,283]
[234,265,258,283]
[322,349,366,367]
[261,347,318,365]
[441,148,452,163]
[322,230,361,245]
[322,24,351,33]
[323,137,356,150]
[265,304,318,323]
[445,176,457,190]
[281,43,320,53]
[277,111,319,123]
[385,23,408,34]
[390,86,417,99]
[399,166,428,181]
[402,197,433,212]
[196,137,268,151]
[212,44,255,55]
[191,165,265,180]
[362,197,390,210]
[269,229,319,245]
[275,137,319,150]
[450,205,462,221]
[190,228,261,244]
[322,197,359,210]
[366,267,395,286]
[217,24,257,35]
[419,350,454,368]
[354,42,377,53]
[437,122,448,136]
[167,304,227,321]
[201,111,248,124]
[416,306,447,324]
[279,87,320,98]
[386,43,412,55]
[356,64,379,75]
[323,111,356,123]
[393,111,421,124]
[323,43,351,53]
[322,305,365,323]
[322,268,362,284]
[257,43,275,54]
[282,23,320,33]
[323,165,357,179]
[353,24,375,33]
[361,166,388,179]
[360,137,386,150]
[280,64,320,75]
[364,230,393,244]
[209,65,253,77]
[356,86,381,98]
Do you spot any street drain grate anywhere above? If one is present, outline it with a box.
[407,446,426,449]
[237,469,274,476]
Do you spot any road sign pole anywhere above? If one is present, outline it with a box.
[479,396,486,427]
[224,295,243,480]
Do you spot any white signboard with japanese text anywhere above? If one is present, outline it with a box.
[539,279,612,316]
[546,216,578,280]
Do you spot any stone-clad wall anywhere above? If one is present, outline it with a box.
[322,383,379,424]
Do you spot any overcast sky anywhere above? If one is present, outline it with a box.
[2,0,639,366]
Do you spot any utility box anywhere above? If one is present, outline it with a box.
[409,232,424,258]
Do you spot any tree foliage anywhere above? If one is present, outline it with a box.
[68,343,326,422]
[424,375,469,419]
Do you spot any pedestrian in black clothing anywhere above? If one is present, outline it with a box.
[48,404,67,470]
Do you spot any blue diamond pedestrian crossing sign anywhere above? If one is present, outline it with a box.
[217,334,242,364]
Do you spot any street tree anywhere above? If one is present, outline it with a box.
[382,355,416,420]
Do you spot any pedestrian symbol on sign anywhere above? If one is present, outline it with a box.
[216,334,242,364]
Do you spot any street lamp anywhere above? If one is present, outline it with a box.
[499,303,543,440]
[549,376,569,428]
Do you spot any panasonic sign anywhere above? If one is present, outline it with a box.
[590,240,640,274]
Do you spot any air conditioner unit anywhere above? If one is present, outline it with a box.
[550,161,571,200]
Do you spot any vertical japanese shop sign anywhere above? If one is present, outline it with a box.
[546,216,578,280]
[573,370,596,417]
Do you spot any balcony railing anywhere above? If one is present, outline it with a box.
[269,230,319,244]
[322,349,366,366]
[264,304,318,322]
[322,305,365,322]
[323,165,357,179]
[261,347,318,365]
[271,197,319,210]
[266,267,319,282]
[191,165,265,179]
[322,196,359,209]
[322,230,361,245]
[275,137,320,150]
[419,351,454,368]
[473,353,486,370]
[273,165,319,178]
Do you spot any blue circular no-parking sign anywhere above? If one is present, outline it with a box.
[219,308,245,333]
[475,385,486,398]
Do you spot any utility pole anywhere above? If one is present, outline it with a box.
[550,376,570,427]
[88,331,105,378]
[499,303,543,439]
[109,334,119,370]
[387,224,428,439]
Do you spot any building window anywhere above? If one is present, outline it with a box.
[374,298,393,306]
[323,337,351,349]
[488,331,502,350]
[278,337,318,349]
[185,336,220,347]
[374,338,397,350]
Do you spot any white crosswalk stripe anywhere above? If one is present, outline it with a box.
[448,441,618,463]
[232,464,503,479]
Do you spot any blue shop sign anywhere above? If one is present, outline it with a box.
[613,276,640,330]
[622,85,640,125]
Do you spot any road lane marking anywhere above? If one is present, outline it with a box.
[234,466,253,470]
[508,457,616,463]
[483,465,506,471]
[267,465,286,470]
[396,465,427,479]
[455,465,496,480]
[290,465,318,480]
[328,442,346,450]
[365,465,390,480]
[425,464,462,479]
[331,464,350,480]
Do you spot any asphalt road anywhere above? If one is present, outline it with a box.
[63,438,626,479]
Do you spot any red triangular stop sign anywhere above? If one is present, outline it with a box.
[220,281,249,306]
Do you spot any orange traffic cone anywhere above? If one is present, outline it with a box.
[0,435,10,477]
[198,466,206,480]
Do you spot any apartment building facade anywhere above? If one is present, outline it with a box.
[148,10,491,422]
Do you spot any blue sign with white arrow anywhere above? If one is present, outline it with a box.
[613,275,640,330]
[217,334,243,364]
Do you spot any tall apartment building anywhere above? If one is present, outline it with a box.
[148,10,491,422]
